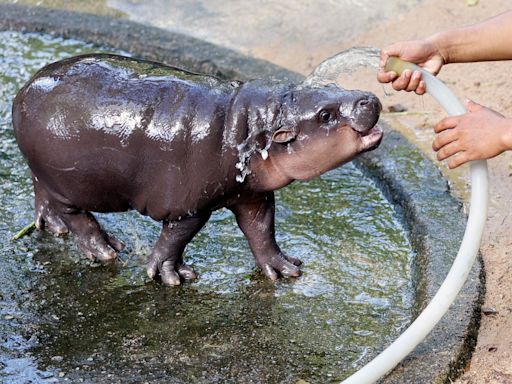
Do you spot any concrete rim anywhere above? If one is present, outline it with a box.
[0,4,483,383]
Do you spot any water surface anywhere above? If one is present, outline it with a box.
[0,31,414,383]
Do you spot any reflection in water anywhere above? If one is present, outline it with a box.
[0,31,414,383]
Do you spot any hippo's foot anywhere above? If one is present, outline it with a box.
[62,211,124,262]
[32,176,124,261]
[147,258,198,286]
[76,230,125,262]
[33,179,68,235]
[35,202,69,235]
[146,214,211,286]
[229,194,303,282]
[256,253,302,281]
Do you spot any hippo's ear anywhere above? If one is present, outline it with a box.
[272,128,297,144]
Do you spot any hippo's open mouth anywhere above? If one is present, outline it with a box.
[357,124,383,152]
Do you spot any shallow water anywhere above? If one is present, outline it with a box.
[0,31,414,383]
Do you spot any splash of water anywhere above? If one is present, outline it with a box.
[235,132,272,183]
[236,47,381,183]
[304,46,380,87]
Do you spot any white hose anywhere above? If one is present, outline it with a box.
[341,57,489,384]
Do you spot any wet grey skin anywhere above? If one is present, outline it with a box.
[12,53,383,286]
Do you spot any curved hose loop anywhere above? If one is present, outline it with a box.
[341,57,489,384]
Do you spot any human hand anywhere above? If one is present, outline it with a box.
[432,100,512,168]
[377,38,445,95]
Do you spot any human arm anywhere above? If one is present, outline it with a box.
[432,100,512,168]
[377,10,512,94]
[434,10,512,64]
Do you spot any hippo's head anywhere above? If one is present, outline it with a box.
[263,85,382,182]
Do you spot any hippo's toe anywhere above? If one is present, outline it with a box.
[160,261,181,286]
[106,234,125,252]
[284,254,302,266]
[76,234,118,262]
[258,253,302,281]
[177,264,198,280]
[147,260,198,286]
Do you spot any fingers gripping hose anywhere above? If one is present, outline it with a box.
[341,57,489,384]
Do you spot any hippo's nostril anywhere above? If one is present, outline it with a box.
[355,95,382,114]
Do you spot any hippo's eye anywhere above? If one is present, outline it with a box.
[319,110,333,123]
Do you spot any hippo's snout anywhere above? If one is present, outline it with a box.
[338,92,383,152]
[345,93,382,133]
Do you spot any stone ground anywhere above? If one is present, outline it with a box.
[2,0,512,382]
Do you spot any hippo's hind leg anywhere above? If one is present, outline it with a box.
[33,176,124,261]
[229,192,302,281]
[147,212,211,286]
[33,175,69,235]
[60,210,125,261]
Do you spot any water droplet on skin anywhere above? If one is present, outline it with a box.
[31,76,60,92]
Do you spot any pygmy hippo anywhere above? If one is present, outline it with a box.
[12,54,382,286]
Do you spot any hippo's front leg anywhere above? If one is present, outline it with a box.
[230,193,302,281]
[147,212,211,286]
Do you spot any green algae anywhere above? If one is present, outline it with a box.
[0,0,124,18]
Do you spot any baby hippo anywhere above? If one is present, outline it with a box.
[12,54,382,285]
